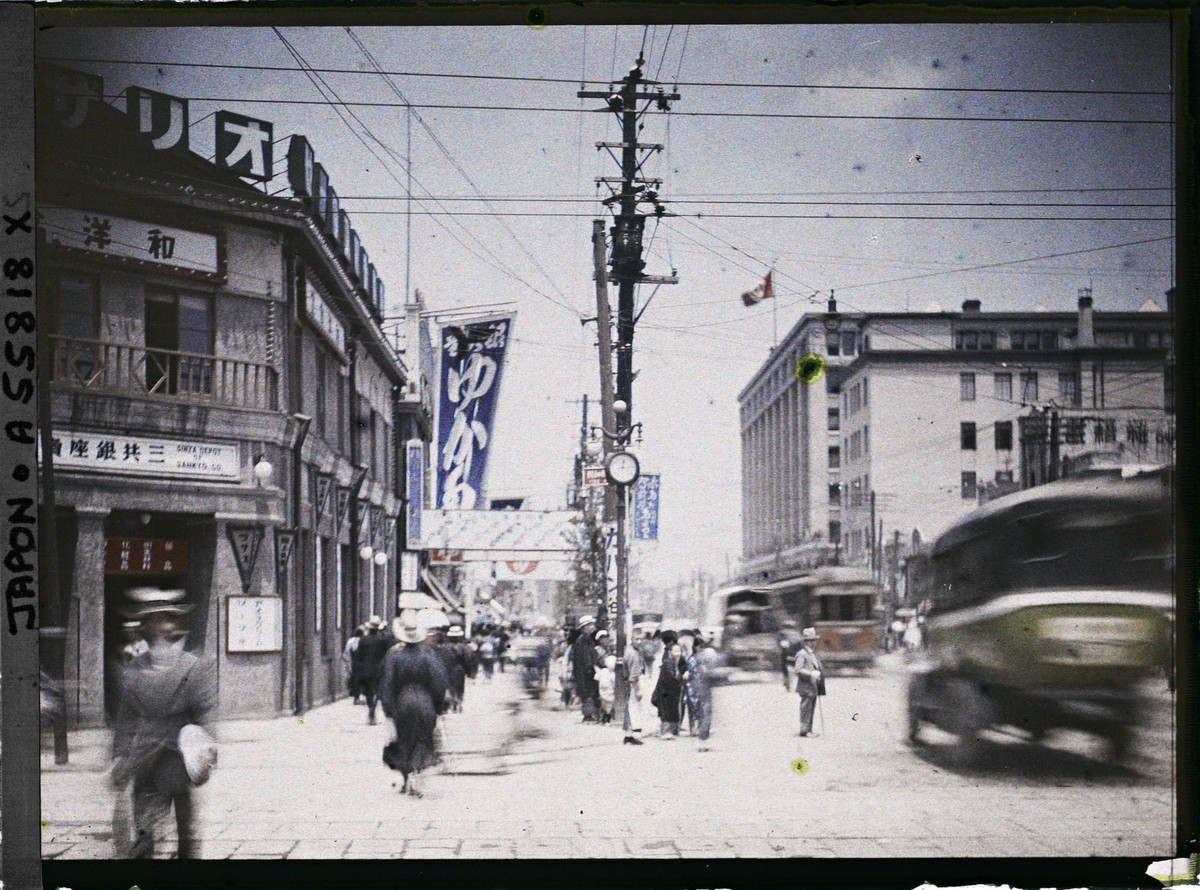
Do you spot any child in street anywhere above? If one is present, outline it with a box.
[596,654,617,723]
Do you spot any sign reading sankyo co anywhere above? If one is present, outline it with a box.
[39,430,240,480]
[39,205,222,280]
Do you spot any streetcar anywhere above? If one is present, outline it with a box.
[707,568,883,672]
[905,469,1173,762]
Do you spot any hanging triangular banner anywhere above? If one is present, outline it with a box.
[275,527,296,576]
[359,506,371,549]
[227,524,265,593]
[371,506,385,550]
[314,474,334,527]
[334,487,350,536]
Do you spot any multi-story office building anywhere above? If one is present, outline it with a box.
[38,65,417,724]
[739,293,1173,584]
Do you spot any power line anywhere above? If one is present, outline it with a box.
[90,93,1172,125]
[307,210,1174,221]
[46,56,1173,96]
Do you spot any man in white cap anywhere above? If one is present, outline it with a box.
[793,627,826,737]
[109,588,215,859]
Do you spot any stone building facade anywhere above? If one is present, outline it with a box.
[38,65,413,725]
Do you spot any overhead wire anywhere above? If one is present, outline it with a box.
[343,27,578,314]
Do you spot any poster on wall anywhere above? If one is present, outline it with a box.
[435,316,513,509]
[226,597,283,653]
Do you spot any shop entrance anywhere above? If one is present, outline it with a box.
[102,511,211,719]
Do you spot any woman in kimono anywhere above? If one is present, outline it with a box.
[379,615,450,797]
[683,637,715,743]
[650,642,684,738]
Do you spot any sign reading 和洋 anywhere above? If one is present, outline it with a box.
[39,205,222,280]
[436,317,514,509]
[40,430,240,480]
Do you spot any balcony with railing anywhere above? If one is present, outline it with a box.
[51,335,279,411]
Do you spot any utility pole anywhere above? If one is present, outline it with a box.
[580,61,679,734]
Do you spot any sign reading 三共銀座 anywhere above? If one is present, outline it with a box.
[39,205,222,280]
[41,430,240,480]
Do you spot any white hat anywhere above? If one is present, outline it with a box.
[446,626,465,638]
[178,724,217,785]
[123,587,194,619]
[578,615,597,629]
[368,615,385,629]
[397,615,428,645]
[595,629,609,639]
[801,627,818,641]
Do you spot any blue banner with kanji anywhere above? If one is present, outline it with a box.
[632,474,661,540]
[435,317,512,509]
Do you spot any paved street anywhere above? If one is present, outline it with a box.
[41,652,1175,859]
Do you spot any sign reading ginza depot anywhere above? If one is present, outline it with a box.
[41,430,240,480]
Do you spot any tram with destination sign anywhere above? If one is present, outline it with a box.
[905,469,1173,762]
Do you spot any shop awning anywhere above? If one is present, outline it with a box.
[420,568,463,612]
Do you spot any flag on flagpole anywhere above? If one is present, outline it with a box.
[741,271,774,306]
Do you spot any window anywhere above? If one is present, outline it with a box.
[841,332,857,356]
[961,422,977,450]
[828,446,840,469]
[828,408,840,431]
[995,469,1014,484]
[315,350,327,438]
[960,373,976,401]
[829,483,841,504]
[994,372,1012,402]
[828,520,841,543]
[994,421,1013,450]
[144,291,212,395]
[955,330,996,350]
[1058,371,1080,406]
[314,535,324,635]
[961,471,977,500]
[54,273,98,339]
[1011,330,1059,351]
[1020,372,1039,403]
[862,377,868,406]
[863,425,869,456]
[826,333,840,356]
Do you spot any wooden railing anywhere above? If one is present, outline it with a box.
[51,335,278,411]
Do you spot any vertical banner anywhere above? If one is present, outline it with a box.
[632,474,661,540]
[603,523,619,625]
[435,316,513,509]
[405,440,424,549]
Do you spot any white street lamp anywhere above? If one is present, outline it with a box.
[359,545,374,561]
[373,551,388,566]
[613,399,628,415]
[585,439,603,458]
[252,456,273,485]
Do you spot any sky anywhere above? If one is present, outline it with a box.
[38,19,1177,590]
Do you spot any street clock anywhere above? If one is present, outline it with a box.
[605,451,640,486]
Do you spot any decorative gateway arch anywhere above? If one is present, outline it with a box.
[416,510,580,625]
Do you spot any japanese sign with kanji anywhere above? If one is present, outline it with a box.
[39,205,221,278]
[39,430,240,480]
[104,538,188,576]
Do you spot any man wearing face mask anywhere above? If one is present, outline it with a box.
[110,588,217,859]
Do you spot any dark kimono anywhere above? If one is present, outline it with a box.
[651,655,684,725]
[379,642,450,778]
[571,630,600,720]
[435,641,476,709]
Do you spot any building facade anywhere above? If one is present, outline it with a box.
[739,293,1173,586]
[38,65,414,725]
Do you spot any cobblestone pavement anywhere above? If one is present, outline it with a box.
[40,652,1177,859]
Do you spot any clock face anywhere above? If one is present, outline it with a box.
[606,451,640,485]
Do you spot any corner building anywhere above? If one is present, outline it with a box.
[739,294,1173,584]
[38,66,411,726]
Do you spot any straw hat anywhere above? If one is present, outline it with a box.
[446,626,465,639]
[397,614,428,645]
[801,627,818,641]
[367,615,385,629]
[122,587,194,619]
[577,615,597,629]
